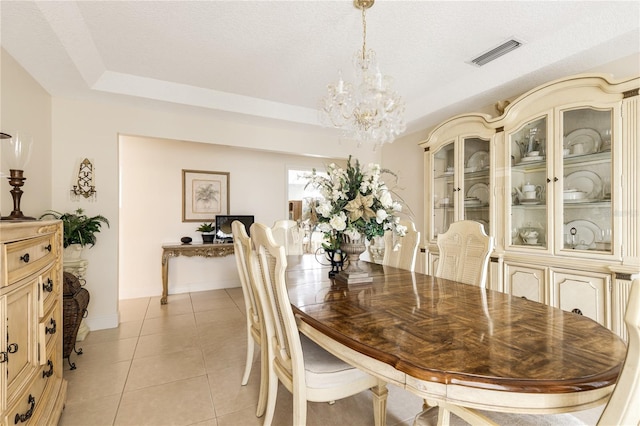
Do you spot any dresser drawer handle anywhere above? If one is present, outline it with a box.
[7,343,19,353]
[0,352,7,363]
[44,243,52,252]
[42,360,54,378]
[14,394,35,424]
[43,278,54,292]
[20,253,30,263]
[45,318,57,335]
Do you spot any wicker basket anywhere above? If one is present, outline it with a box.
[63,272,90,369]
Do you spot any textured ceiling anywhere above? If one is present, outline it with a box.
[2,1,639,134]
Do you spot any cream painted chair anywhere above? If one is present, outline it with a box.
[415,278,640,426]
[597,277,639,425]
[272,219,304,255]
[382,220,421,271]
[250,222,388,426]
[435,220,494,287]
[231,220,267,417]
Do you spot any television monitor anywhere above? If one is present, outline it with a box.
[215,215,255,242]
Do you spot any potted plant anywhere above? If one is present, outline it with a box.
[39,208,110,259]
[197,222,216,244]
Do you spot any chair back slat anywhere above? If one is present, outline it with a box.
[383,220,420,271]
[436,220,493,287]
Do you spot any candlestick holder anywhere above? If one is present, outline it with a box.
[1,169,35,220]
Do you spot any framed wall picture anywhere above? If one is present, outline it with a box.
[182,169,230,222]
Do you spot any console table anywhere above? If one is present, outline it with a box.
[161,242,234,304]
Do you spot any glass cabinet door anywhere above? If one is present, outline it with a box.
[462,137,490,235]
[560,107,613,254]
[432,141,455,237]
[508,117,548,249]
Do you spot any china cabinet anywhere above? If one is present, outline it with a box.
[420,73,639,340]
[424,115,495,241]
[0,220,67,424]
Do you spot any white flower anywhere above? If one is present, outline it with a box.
[317,200,333,217]
[380,190,393,208]
[395,224,408,237]
[375,209,388,224]
[329,212,347,231]
[392,201,403,212]
[344,228,362,240]
[317,222,332,233]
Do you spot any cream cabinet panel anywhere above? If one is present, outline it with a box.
[0,221,66,424]
[504,263,546,303]
[552,271,609,327]
[5,281,38,404]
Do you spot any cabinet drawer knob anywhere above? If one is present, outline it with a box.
[0,352,7,363]
[42,359,54,378]
[45,318,57,335]
[44,244,52,252]
[19,253,30,263]
[14,394,35,424]
[42,278,54,292]
[7,343,19,353]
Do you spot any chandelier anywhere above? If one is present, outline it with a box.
[320,0,406,148]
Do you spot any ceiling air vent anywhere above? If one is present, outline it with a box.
[469,38,523,67]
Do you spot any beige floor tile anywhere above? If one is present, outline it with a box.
[197,319,245,344]
[124,347,206,392]
[115,375,215,426]
[194,305,244,327]
[119,297,150,322]
[134,327,200,359]
[146,293,194,318]
[65,360,131,403]
[65,336,138,369]
[140,312,197,336]
[206,367,262,417]
[192,296,238,314]
[201,336,248,373]
[81,319,143,344]
[58,393,121,426]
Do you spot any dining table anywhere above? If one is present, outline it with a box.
[285,254,627,425]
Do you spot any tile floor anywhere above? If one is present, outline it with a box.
[57,288,605,426]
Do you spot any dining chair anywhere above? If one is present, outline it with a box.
[435,220,494,287]
[272,219,304,255]
[382,220,420,271]
[415,277,640,426]
[250,222,388,426]
[231,220,268,417]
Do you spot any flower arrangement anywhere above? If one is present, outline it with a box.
[305,156,407,250]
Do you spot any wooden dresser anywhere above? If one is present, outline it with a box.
[1,220,67,425]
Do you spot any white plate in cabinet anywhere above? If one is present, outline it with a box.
[504,263,547,303]
[552,271,609,327]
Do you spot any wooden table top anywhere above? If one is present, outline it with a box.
[286,255,627,394]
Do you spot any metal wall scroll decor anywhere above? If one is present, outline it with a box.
[70,158,97,201]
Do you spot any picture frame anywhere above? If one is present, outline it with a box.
[182,169,230,222]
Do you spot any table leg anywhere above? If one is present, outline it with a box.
[161,251,169,304]
[371,380,388,426]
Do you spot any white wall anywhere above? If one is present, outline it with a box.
[0,49,52,216]
[119,134,343,299]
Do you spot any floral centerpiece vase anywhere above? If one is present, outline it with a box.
[337,233,372,284]
[305,155,409,285]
